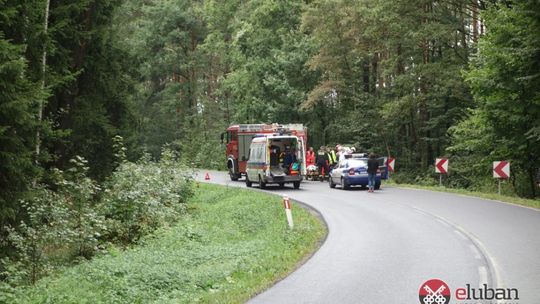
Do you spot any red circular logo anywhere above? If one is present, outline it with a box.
[419,279,451,304]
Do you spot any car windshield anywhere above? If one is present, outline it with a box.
[345,159,367,168]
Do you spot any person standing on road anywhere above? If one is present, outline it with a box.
[317,146,329,180]
[306,147,315,167]
[328,146,337,169]
[367,153,379,193]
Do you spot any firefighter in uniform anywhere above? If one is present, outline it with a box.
[316,146,329,181]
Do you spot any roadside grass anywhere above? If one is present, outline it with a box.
[386,181,540,210]
[12,183,326,303]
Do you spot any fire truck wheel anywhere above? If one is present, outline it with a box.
[245,176,252,187]
[293,181,301,189]
[259,177,266,189]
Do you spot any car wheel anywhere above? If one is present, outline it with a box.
[341,177,350,190]
[329,177,336,188]
[293,181,301,189]
[259,176,266,189]
[245,176,252,187]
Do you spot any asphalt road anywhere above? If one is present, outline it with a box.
[198,171,540,303]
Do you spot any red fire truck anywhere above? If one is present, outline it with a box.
[222,123,308,181]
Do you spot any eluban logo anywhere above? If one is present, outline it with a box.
[419,279,451,304]
[455,284,519,301]
[419,279,520,303]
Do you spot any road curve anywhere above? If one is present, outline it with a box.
[198,171,540,303]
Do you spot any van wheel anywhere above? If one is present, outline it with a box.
[259,177,266,189]
[229,169,239,181]
[293,181,300,189]
[245,176,252,188]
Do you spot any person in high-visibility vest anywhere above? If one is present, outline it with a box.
[327,146,337,169]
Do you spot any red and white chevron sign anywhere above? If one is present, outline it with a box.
[493,161,510,179]
[435,158,448,174]
[387,158,395,172]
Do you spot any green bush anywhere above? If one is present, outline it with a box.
[1,157,104,290]
[10,184,325,304]
[101,149,194,244]
[1,149,195,298]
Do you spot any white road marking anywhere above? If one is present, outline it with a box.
[478,266,488,288]
[469,244,482,260]
[454,229,467,240]
[436,218,450,227]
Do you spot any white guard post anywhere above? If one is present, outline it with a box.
[283,195,294,229]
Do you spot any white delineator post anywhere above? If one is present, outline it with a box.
[283,195,294,229]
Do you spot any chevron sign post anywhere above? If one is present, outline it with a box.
[493,161,510,195]
[435,158,448,186]
[387,158,395,172]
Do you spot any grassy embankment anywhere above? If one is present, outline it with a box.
[386,181,540,209]
[13,183,326,303]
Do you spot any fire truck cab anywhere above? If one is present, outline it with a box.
[222,123,307,181]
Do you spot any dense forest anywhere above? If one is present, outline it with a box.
[0,0,539,291]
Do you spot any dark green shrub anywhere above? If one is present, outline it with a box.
[1,157,104,288]
[101,149,194,244]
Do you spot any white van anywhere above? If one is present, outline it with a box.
[245,135,305,189]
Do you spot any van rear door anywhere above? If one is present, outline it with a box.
[298,136,306,176]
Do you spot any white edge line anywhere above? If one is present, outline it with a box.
[390,185,540,212]
[478,266,488,288]
[412,207,504,289]
[454,229,468,240]
[469,244,481,260]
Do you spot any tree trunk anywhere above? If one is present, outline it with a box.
[35,0,51,163]
[363,58,370,93]
[371,53,378,93]
[397,44,404,75]
[472,0,479,43]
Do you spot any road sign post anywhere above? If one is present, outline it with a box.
[435,158,448,186]
[493,161,510,195]
[386,157,395,179]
